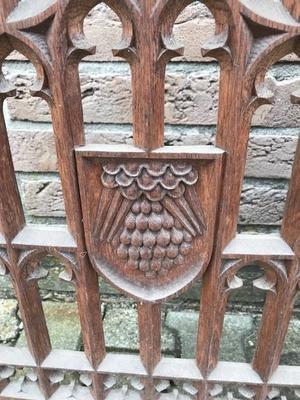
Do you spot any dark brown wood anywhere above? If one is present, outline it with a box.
[0,1,300,399]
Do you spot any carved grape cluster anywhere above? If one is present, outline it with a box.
[97,159,205,278]
[113,196,193,277]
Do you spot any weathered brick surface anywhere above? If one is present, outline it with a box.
[9,126,297,180]
[6,70,300,127]
[9,129,58,172]
[84,3,214,63]
[7,68,220,125]
[246,131,297,179]
[21,178,65,218]
[20,176,288,226]
[239,181,287,226]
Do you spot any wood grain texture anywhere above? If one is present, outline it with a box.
[0,0,299,399]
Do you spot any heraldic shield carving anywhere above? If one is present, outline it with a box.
[76,147,223,301]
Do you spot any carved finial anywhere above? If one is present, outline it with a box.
[67,35,96,65]
[30,77,53,105]
[157,36,184,64]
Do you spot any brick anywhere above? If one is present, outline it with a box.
[8,129,57,172]
[21,178,65,218]
[8,125,297,180]
[20,175,288,226]
[246,131,297,179]
[239,181,287,226]
[6,67,300,128]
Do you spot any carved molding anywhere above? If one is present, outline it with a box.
[95,160,206,278]
[221,258,288,294]
[17,248,78,283]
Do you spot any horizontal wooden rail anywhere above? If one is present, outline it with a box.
[1,346,300,389]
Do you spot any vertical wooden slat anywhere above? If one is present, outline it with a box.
[197,2,253,379]
[130,0,165,151]
[252,261,298,382]
[281,120,300,252]
[138,303,161,372]
[254,385,270,400]
[46,10,106,396]
[48,98,105,399]
[249,74,300,386]
[252,91,300,384]
[138,303,161,400]
[0,104,54,398]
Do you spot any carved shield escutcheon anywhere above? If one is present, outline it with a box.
[76,146,223,301]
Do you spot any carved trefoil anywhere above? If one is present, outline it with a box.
[94,160,206,278]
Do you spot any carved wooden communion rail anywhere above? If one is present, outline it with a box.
[0,0,300,399]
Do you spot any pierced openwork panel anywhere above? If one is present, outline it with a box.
[0,0,300,400]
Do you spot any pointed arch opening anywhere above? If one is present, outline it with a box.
[164,2,218,146]
[80,2,133,146]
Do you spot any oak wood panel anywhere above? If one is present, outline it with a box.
[0,1,299,399]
